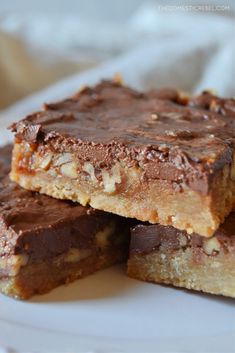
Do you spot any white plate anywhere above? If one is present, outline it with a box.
[0,264,234,353]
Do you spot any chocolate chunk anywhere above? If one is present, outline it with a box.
[130,218,235,255]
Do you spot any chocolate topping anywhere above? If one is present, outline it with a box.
[0,145,129,261]
[130,217,235,255]
[11,81,235,194]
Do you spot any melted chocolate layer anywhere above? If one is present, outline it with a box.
[11,81,235,194]
[130,218,235,255]
[0,145,130,261]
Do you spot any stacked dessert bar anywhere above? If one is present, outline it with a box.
[0,146,131,299]
[2,80,235,299]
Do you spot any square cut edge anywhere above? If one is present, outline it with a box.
[0,145,131,300]
[10,140,235,237]
[127,220,235,298]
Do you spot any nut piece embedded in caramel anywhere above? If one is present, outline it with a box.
[40,153,53,170]
[60,162,77,179]
[203,237,220,255]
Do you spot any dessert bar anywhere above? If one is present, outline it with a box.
[0,145,130,299]
[128,220,235,298]
[10,81,235,236]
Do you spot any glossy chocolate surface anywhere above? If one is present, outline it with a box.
[11,81,235,194]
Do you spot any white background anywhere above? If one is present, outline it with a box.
[0,0,235,109]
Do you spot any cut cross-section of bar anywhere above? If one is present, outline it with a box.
[0,145,130,300]
[127,219,235,298]
[10,81,235,236]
